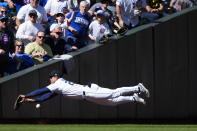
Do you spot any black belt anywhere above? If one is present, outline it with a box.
[82,91,86,100]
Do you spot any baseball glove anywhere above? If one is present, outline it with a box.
[99,35,109,44]
[14,95,25,111]
[117,27,128,36]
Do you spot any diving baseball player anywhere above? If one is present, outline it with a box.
[14,70,150,110]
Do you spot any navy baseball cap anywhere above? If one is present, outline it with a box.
[56,12,65,17]
[29,10,37,16]
[49,70,62,78]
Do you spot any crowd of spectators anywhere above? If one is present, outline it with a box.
[0,0,196,77]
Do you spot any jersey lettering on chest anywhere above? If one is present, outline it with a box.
[64,80,74,85]
[75,17,89,26]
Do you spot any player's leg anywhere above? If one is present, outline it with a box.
[86,93,145,106]
[84,83,150,100]
[84,84,114,99]
[112,83,150,98]
[107,93,146,106]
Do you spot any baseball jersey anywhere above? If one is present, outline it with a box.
[47,78,115,100]
[66,10,91,40]
[47,78,87,100]
[88,20,110,43]
[17,4,48,24]
[50,20,69,40]
[0,30,14,54]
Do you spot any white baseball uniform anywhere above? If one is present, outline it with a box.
[47,78,142,106]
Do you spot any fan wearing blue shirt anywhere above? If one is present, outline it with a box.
[8,40,34,74]
[65,1,91,52]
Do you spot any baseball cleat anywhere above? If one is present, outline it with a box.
[138,83,150,98]
[133,93,146,105]
[14,95,25,111]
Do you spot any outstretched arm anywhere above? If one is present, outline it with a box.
[20,87,57,102]
[24,92,57,102]
[25,88,51,98]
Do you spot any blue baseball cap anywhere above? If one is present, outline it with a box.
[94,6,102,12]
[96,10,105,16]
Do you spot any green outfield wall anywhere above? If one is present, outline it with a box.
[0,6,197,120]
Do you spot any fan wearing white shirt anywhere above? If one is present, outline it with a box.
[50,10,75,40]
[88,10,110,44]
[116,0,142,28]
[16,10,45,46]
[44,0,69,21]
[16,0,48,28]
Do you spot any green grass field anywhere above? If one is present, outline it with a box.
[0,124,197,131]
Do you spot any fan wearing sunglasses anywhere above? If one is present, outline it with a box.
[7,40,34,74]
[25,30,53,65]
[16,10,44,46]
[46,24,67,56]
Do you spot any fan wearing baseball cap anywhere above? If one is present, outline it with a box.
[45,24,67,56]
[89,0,125,35]
[88,10,110,44]
[0,14,15,77]
[16,10,45,46]
[49,6,75,41]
